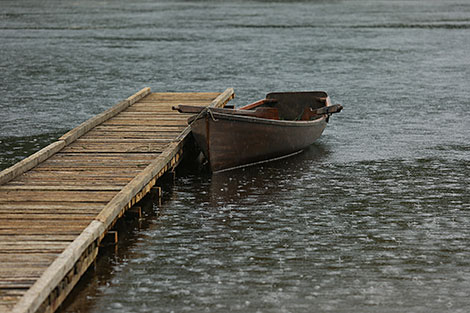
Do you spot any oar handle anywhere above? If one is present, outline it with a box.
[238,98,278,110]
[313,104,343,115]
[300,104,343,120]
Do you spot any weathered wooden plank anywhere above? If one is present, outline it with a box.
[0,209,101,215]
[0,229,85,236]
[143,92,219,100]
[125,105,208,112]
[73,138,173,144]
[105,116,189,122]
[136,99,217,105]
[92,125,187,132]
[127,87,151,103]
[0,190,116,202]
[61,142,169,153]
[18,169,143,177]
[0,297,24,309]
[133,97,217,103]
[59,87,151,145]
[0,202,105,210]
[32,164,150,172]
[0,213,97,220]
[80,131,181,139]
[0,243,70,255]
[0,290,28,297]
[38,155,157,165]
[209,87,235,108]
[11,176,134,184]
[131,103,214,108]
[0,302,17,313]
[0,235,78,242]
[29,167,148,174]
[0,304,15,313]
[26,153,157,171]
[34,161,152,168]
[0,305,15,312]
[0,229,84,236]
[22,168,143,175]
[0,252,61,259]
[0,242,70,248]
[115,109,186,114]
[0,244,70,253]
[0,141,66,186]
[0,220,91,227]
[101,119,187,126]
[0,268,54,276]
[0,268,48,277]
[0,291,25,309]
[0,266,48,273]
[0,185,123,192]
[6,179,130,187]
[0,214,98,221]
[0,253,58,262]
[51,152,161,160]
[0,280,36,289]
[114,112,190,118]
[0,241,70,247]
[105,115,188,120]
[0,295,24,306]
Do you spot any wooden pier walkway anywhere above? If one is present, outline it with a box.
[0,87,234,313]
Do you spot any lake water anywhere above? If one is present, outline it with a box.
[1,0,469,312]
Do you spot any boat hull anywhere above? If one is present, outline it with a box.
[190,112,328,172]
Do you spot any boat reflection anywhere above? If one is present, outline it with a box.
[206,142,331,205]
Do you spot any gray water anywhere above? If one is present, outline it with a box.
[1,0,469,312]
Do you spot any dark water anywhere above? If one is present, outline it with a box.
[1,0,469,312]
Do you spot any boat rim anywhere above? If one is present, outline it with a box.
[194,110,328,127]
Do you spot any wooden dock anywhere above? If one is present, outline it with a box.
[0,87,234,313]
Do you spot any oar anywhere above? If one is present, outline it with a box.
[238,98,278,110]
[172,105,280,123]
[300,104,343,120]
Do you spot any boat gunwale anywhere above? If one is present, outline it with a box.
[193,110,328,127]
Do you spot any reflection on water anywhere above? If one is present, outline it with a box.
[61,149,470,313]
[208,144,331,204]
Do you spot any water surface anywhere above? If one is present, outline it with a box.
[1,0,469,312]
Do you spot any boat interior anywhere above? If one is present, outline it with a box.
[175,91,337,122]
[239,91,329,121]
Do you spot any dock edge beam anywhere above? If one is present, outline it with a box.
[0,87,151,186]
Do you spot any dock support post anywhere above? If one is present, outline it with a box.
[151,186,162,206]
[127,206,142,219]
[100,231,118,246]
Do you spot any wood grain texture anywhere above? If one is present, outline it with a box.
[0,141,66,186]
[61,141,169,153]
[3,88,235,313]
[59,87,151,145]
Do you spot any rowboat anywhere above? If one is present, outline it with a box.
[173,91,342,173]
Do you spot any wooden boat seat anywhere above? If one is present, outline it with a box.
[266,91,328,120]
[239,98,278,110]
[251,107,279,120]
